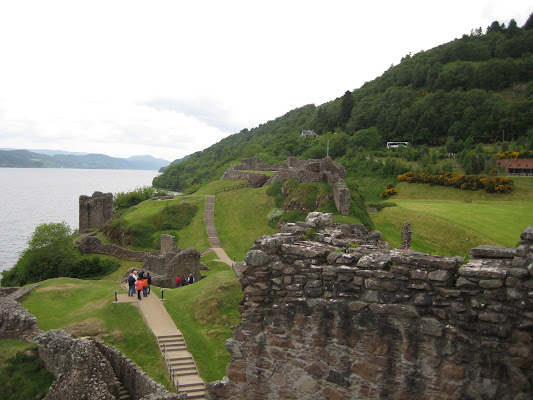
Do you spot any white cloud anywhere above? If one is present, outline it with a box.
[0,0,531,161]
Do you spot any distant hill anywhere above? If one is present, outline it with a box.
[154,15,533,192]
[0,149,170,170]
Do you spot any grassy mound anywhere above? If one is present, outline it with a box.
[103,199,199,250]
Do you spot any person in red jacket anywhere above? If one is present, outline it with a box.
[175,276,182,287]
[135,278,144,300]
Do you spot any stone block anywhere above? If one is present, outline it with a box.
[244,250,269,267]
[470,245,517,259]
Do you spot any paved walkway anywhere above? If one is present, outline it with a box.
[114,194,235,399]
[204,195,234,267]
[116,291,206,399]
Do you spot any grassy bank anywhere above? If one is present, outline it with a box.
[21,277,175,391]
[371,178,533,257]
[163,252,242,382]
[215,185,277,261]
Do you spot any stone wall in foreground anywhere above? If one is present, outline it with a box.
[208,217,533,400]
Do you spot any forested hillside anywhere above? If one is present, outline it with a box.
[153,16,533,192]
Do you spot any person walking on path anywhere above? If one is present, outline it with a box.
[128,271,136,297]
[187,274,195,284]
[146,272,152,295]
[135,278,144,300]
[175,275,182,287]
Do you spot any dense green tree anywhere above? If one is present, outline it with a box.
[1,222,118,286]
[349,127,382,150]
[340,90,355,127]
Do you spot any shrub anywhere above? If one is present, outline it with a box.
[381,188,398,198]
[397,171,513,193]
[267,208,284,228]
[113,186,168,212]
[0,349,55,399]
[0,222,121,286]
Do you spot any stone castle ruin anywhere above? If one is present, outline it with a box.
[79,191,113,232]
[221,156,351,215]
[208,214,533,400]
[78,234,203,287]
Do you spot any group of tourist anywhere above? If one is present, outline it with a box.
[175,274,195,287]
[127,269,152,300]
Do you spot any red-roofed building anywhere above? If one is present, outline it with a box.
[497,159,533,175]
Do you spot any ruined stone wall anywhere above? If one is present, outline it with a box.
[79,191,113,232]
[161,234,178,255]
[234,157,280,171]
[95,340,184,400]
[220,168,270,188]
[211,220,533,400]
[222,156,351,215]
[77,235,203,288]
[144,248,202,288]
[0,295,42,341]
[77,236,147,262]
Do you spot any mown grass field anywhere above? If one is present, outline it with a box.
[371,177,533,257]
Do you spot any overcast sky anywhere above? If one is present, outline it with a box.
[0,1,531,162]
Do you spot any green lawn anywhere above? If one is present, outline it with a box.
[21,278,175,391]
[214,184,278,261]
[371,179,533,257]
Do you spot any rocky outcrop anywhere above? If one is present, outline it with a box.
[211,216,533,400]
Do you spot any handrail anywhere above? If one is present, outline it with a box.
[214,183,252,194]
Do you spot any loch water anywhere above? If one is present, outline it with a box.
[0,168,160,273]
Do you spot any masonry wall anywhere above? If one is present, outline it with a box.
[79,191,113,232]
[210,222,533,400]
[223,156,351,215]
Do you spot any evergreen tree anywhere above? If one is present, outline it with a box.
[340,90,355,128]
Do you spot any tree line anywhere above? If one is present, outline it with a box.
[154,15,533,192]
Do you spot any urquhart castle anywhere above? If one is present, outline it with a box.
[1,162,532,399]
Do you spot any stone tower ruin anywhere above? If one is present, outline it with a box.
[79,191,113,232]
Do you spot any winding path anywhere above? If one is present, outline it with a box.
[204,195,234,266]
[116,292,206,399]
[115,194,234,399]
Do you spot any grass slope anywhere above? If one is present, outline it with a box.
[162,252,242,382]
[214,185,278,261]
[372,178,533,257]
[21,277,175,391]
